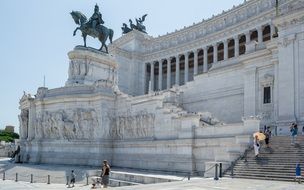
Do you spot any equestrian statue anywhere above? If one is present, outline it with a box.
[70,4,114,53]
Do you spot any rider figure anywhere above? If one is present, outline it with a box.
[89,4,104,35]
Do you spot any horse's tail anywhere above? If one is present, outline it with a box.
[109,29,114,44]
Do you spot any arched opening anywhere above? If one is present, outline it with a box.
[145,64,151,94]
[217,43,224,61]
[263,25,271,42]
[239,35,246,55]
[198,49,204,74]
[250,30,258,42]
[207,46,213,69]
[162,60,167,90]
[154,62,159,91]
[188,52,194,81]
[228,39,235,58]
[179,55,185,85]
[171,58,176,87]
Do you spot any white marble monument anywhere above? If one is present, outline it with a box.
[19,0,304,175]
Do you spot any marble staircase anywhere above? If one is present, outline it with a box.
[224,136,304,182]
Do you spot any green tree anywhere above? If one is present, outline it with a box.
[0,131,19,142]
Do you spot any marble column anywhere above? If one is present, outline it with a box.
[193,50,198,75]
[213,43,218,64]
[203,47,208,73]
[175,55,180,86]
[184,53,189,83]
[257,26,263,44]
[150,62,154,91]
[224,39,228,60]
[167,58,171,89]
[234,35,239,57]
[246,31,250,44]
[158,60,163,91]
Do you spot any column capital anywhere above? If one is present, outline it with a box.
[213,42,218,47]
[192,49,198,54]
[233,35,239,40]
[256,25,262,30]
[203,46,208,51]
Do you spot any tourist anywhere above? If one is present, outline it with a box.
[101,160,110,188]
[295,164,301,184]
[264,127,271,148]
[290,123,298,144]
[302,126,304,135]
[70,170,76,187]
[253,135,260,158]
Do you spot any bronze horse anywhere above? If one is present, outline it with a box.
[70,11,114,53]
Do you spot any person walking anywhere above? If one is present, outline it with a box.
[290,123,298,144]
[253,135,260,158]
[101,160,110,188]
[264,127,272,148]
[70,170,76,187]
[302,126,304,135]
[295,164,302,184]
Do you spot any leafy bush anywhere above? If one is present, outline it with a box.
[0,131,19,142]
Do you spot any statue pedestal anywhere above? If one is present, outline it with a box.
[66,46,117,87]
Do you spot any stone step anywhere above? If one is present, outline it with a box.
[230,171,298,178]
[223,175,296,182]
[225,135,304,182]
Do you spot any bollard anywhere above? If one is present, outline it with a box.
[3,172,5,181]
[15,173,18,182]
[86,174,89,185]
[214,164,219,180]
[47,175,50,184]
[30,174,33,183]
[219,163,222,178]
[187,173,191,180]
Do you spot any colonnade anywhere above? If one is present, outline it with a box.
[145,24,276,93]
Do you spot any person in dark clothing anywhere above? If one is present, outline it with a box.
[70,170,76,187]
[101,160,110,188]
[264,127,272,148]
[10,145,20,162]
[295,164,301,184]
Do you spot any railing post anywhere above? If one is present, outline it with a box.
[30,174,33,183]
[2,172,5,181]
[86,174,89,185]
[214,164,219,180]
[219,163,222,178]
[15,173,18,182]
[47,175,50,184]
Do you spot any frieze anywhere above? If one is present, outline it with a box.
[34,109,101,140]
[278,34,296,47]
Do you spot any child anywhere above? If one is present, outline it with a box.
[70,170,76,187]
[295,164,301,184]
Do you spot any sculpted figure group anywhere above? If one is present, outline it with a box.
[121,14,148,34]
[109,110,155,140]
[34,109,100,140]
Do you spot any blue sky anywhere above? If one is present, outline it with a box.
[0,0,244,131]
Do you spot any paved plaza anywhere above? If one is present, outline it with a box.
[1,158,303,190]
[0,177,303,190]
